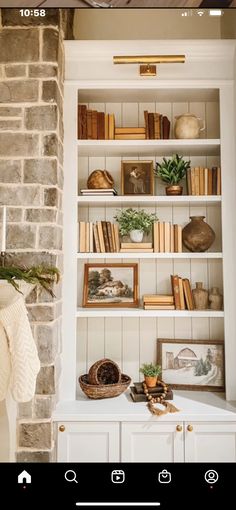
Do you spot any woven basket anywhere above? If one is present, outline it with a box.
[88,358,121,385]
[79,374,131,400]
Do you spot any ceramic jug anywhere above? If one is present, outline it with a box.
[174,114,205,139]
[209,287,223,310]
[192,282,209,310]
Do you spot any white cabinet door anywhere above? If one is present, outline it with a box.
[57,422,120,462]
[121,422,184,462]
[185,422,236,462]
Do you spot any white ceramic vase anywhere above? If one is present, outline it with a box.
[174,113,205,139]
[129,230,143,243]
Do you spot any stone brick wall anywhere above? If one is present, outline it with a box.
[0,9,73,462]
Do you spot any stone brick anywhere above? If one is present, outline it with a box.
[42,81,59,104]
[7,224,36,249]
[0,133,38,157]
[43,29,59,62]
[2,9,60,27]
[6,208,23,222]
[0,106,22,117]
[36,366,55,395]
[0,160,21,183]
[5,252,56,268]
[24,158,57,185]
[27,305,55,322]
[39,226,62,250]
[38,280,61,303]
[19,422,51,449]
[0,80,38,103]
[25,106,57,131]
[34,396,55,419]
[0,30,39,63]
[16,450,52,463]
[0,119,22,130]
[44,188,59,207]
[29,64,57,78]
[18,401,33,419]
[58,166,64,190]
[25,208,57,223]
[42,134,58,156]
[5,65,27,78]
[0,186,40,206]
[36,323,58,364]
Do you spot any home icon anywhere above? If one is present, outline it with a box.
[18,470,31,484]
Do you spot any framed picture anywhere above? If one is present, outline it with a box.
[157,339,225,391]
[121,160,154,195]
[83,263,139,308]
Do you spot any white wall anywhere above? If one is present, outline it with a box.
[74,9,222,40]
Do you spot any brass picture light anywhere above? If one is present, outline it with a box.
[113,55,186,76]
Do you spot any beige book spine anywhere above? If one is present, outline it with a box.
[159,222,164,253]
[93,224,100,253]
[85,222,90,253]
[199,167,204,195]
[177,225,182,253]
[178,277,185,310]
[79,222,86,253]
[111,224,116,252]
[105,114,109,140]
[144,305,175,310]
[190,167,196,195]
[164,222,170,252]
[96,221,105,253]
[113,223,120,252]
[194,167,200,196]
[115,134,146,140]
[153,222,159,253]
[204,167,208,195]
[120,248,154,253]
[170,224,174,253]
[115,127,146,134]
[89,222,94,252]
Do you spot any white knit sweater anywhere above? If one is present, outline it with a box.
[0,297,40,402]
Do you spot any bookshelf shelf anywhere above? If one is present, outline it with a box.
[77,252,223,260]
[77,139,220,157]
[76,308,224,318]
[77,195,222,207]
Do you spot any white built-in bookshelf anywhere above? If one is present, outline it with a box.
[60,40,236,414]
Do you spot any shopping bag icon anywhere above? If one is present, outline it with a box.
[158,469,171,484]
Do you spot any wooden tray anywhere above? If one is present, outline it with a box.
[130,385,173,402]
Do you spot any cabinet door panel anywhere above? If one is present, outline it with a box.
[58,422,119,462]
[121,422,184,462]
[185,422,236,462]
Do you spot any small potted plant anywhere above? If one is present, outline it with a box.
[114,208,158,243]
[139,363,162,388]
[154,154,191,196]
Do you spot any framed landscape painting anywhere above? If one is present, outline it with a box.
[83,263,139,308]
[157,339,225,391]
[121,160,154,195]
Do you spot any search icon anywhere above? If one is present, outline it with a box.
[65,470,78,483]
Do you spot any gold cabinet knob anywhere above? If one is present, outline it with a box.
[176,425,182,432]
[187,424,193,432]
[59,425,65,432]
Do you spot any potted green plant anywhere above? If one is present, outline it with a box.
[154,154,191,196]
[114,208,158,243]
[139,363,162,388]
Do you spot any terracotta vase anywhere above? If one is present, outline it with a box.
[182,216,215,252]
[144,375,158,388]
[209,287,223,310]
[192,282,209,310]
[165,185,183,196]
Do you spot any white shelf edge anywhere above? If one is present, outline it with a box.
[76,308,224,318]
[77,195,222,206]
[77,139,220,146]
[77,252,223,260]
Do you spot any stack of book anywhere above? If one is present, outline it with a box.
[120,242,153,253]
[143,294,175,310]
[144,110,170,139]
[153,222,182,253]
[79,221,120,253]
[80,188,117,197]
[186,167,221,195]
[171,275,194,310]
[114,127,146,140]
[78,104,115,140]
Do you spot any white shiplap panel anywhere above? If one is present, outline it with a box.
[122,318,140,382]
[77,260,86,306]
[157,318,174,339]
[105,156,121,195]
[104,317,122,366]
[209,318,224,341]
[192,317,210,340]
[78,156,89,192]
[122,103,139,127]
[140,259,157,303]
[89,156,106,174]
[87,317,105,366]
[139,318,158,381]
[206,102,220,139]
[207,259,223,294]
[189,102,206,139]
[76,318,87,392]
[174,318,192,340]
[190,259,208,290]
[206,204,222,252]
[106,103,122,127]
[88,102,105,112]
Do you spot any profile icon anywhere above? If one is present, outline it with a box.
[204,470,219,484]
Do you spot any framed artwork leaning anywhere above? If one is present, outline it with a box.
[157,338,225,391]
[121,160,154,195]
[83,263,139,307]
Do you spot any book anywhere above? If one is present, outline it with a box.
[186,168,191,195]
[105,113,109,140]
[101,221,110,252]
[85,222,90,252]
[111,224,116,254]
[114,134,146,140]
[78,104,87,139]
[93,224,100,253]
[121,243,152,249]
[97,111,105,139]
[91,110,98,140]
[143,295,174,303]
[194,167,200,196]
[208,167,213,195]
[115,127,146,135]
[153,222,159,253]
[108,114,115,140]
[144,305,175,310]
[171,274,181,310]
[217,167,221,195]
[120,248,154,253]
[190,167,196,195]
[178,277,185,310]
[154,113,161,139]
[162,116,170,140]
[159,222,164,252]
[86,110,93,139]
[79,221,86,253]
[80,188,117,195]
[164,222,170,252]
[212,166,218,195]
[148,113,155,139]
[199,167,204,195]
[107,222,114,252]
[183,278,194,310]
[204,167,208,195]
[97,222,105,253]
[144,110,149,139]
[113,223,120,252]
[89,222,93,252]
[170,224,174,253]
[174,224,182,253]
